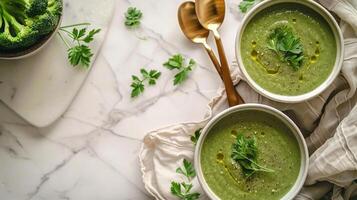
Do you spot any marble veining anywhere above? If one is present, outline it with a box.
[0,0,243,199]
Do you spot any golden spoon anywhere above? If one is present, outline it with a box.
[178,1,222,79]
[195,0,244,106]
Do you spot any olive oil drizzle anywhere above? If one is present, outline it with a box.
[310,41,320,64]
[250,42,280,74]
[297,42,320,83]
[216,151,243,187]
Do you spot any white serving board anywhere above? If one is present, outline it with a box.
[0,0,115,127]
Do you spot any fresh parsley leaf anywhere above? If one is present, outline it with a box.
[164,54,184,70]
[267,26,304,70]
[164,54,196,85]
[141,69,161,85]
[176,159,196,180]
[171,159,200,200]
[130,75,145,97]
[125,7,143,27]
[58,23,101,68]
[173,69,189,85]
[170,182,200,200]
[239,0,256,13]
[130,68,161,97]
[171,182,183,198]
[72,28,86,40]
[190,128,202,145]
[231,134,274,177]
[68,45,93,67]
[83,29,101,43]
[181,182,193,193]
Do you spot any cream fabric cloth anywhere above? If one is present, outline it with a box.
[139,0,357,199]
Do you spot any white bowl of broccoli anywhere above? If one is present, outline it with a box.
[0,0,63,59]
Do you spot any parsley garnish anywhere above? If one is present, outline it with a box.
[171,159,200,200]
[58,23,101,68]
[239,0,258,13]
[163,54,196,85]
[125,7,143,28]
[171,182,200,200]
[267,26,304,70]
[130,69,161,97]
[190,128,202,145]
[176,159,196,180]
[231,134,274,177]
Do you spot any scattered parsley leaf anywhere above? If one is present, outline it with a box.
[176,159,196,180]
[125,7,143,27]
[171,159,200,200]
[141,69,161,85]
[68,45,93,67]
[83,29,101,43]
[170,182,200,200]
[231,133,274,177]
[130,68,161,97]
[239,0,256,13]
[190,128,202,145]
[58,23,101,68]
[164,54,196,85]
[267,26,304,70]
[72,28,86,40]
[130,75,145,98]
[164,54,184,70]
[171,182,183,198]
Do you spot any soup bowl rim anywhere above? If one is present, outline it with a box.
[235,0,344,103]
[194,103,309,200]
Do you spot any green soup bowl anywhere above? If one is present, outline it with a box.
[235,0,344,103]
[194,104,309,200]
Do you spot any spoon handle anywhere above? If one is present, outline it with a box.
[202,44,223,79]
[213,31,244,106]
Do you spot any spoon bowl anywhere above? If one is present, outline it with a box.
[178,2,210,44]
[195,0,225,31]
[178,1,222,77]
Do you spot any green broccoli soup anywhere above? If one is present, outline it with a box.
[201,110,301,200]
[240,3,336,96]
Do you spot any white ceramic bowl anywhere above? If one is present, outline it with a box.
[235,0,344,103]
[194,104,309,200]
[0,1,63,60]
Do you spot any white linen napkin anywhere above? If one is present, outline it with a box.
[139,0,357,199]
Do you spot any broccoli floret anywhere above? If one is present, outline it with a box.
[0,0,62,51]
[32,0,62,35]
[48,0,62,16]
[28,0,48,17]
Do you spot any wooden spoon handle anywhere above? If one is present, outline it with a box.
[213,31,244,106]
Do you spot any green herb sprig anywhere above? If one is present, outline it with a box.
[163,54,196,85]
[239,0,258,13]
[231,134,274,177]
[58,23,101,68]
[176,159,196,180]
[131,69,161,97]
[267,26,304,70]
[125,7,143,28]
[171,182,200,200]
[190,128,202,145]
[170,159,200,200]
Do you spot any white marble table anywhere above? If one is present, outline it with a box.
[0,0,244,199]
